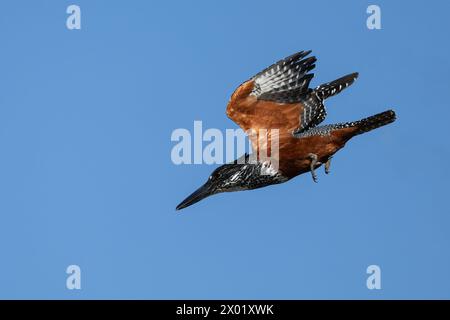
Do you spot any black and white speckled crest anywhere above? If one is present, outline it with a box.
[208,154,288,193]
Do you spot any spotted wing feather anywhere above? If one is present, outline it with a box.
[227,51,358,138]
[251,51,316,103]
[294,72,359,134]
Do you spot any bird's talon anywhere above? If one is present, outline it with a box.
[325,157,332,174]
[308,153,319,183]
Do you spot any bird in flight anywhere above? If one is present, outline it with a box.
[176,50,396,210]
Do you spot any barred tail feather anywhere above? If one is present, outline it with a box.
[315,72,359,100]
[293,109,396,138]
[352,110,396,135]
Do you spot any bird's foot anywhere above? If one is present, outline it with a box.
[308,153,321,183]
[325,156,332,175]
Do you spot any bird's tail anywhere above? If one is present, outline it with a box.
[315,72,359,100]
[350,110,396,136]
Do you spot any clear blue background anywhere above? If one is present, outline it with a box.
[0,0,449,299]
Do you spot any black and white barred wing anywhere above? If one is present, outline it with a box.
[249,51,329,134]
[227,51,358,137]
[250,50,316,103]
[296,72,359,134]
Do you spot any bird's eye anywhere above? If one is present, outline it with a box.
[209,176,212,180]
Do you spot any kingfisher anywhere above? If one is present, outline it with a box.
[176,50,396,210]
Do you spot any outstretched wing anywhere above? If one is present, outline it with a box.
[226,51,327,138]
[297,72,359,133]
[251,50,316,103]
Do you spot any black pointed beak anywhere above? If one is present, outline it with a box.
[176,182,214,211]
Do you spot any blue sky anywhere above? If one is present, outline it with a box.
[0,0,449,299]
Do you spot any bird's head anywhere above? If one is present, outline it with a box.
[176,163,250,211]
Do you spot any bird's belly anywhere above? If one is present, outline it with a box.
[278,135,344,178]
